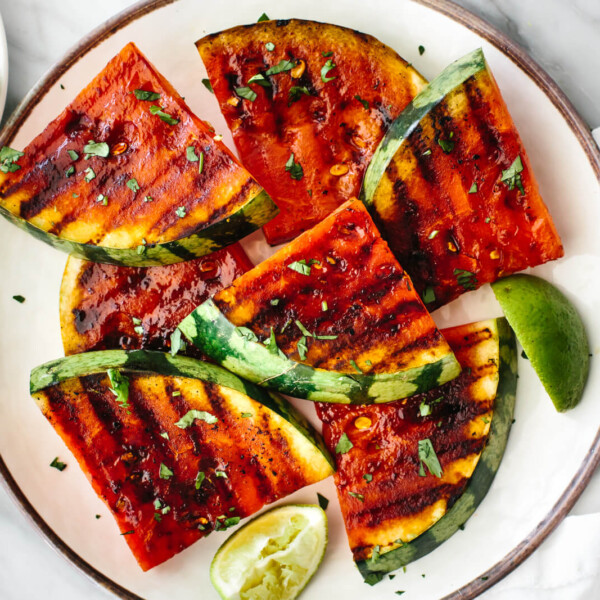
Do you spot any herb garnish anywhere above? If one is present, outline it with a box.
[67,150,79,161]
[149,105,180,125]
[235,86,257,102]
[270,298,280,306]
[126,178,140,192]
[288,259,312,275]
[288,86,312,105]
[247,73,271,88]
[265,327,284,356]
[96,194,108,206]
[84,167,95,182]
[133,89,161,101]
[195,471,205,490]
[454,268,477,290]
[317,492,329,510]
[175,409,218,429]
[501,155,525,193]
[297,336,308,360]
[198,151,204,174]
[201,78,214,93]
[12,295,25,303]
[417,438,443,478]
[468,181,478,194]
[348,491,364,501]
[215,470,228,478]
[175,206,186,218]
[50,457,67,471]
[159,463,174,480]
[0,146,24,173]
[65,166,75,177]
[132,316,144,335]
[320,59,336,83]
[83,141,109,158]
[422,286,436,304]
[160,432,169,440]
[187,145,199,162]
[121,530,135,536]
[354,94,369,110]
[241,412,253,418]
[322,51,333,57]
[335,432,353,454]
[265,42,275,52]
[363,473,373,482]
[295,320,312,337]
[257,12,269,22]
[419,400,432,417]
[285,152,303,180]
[428,230,439,239]
[107,369,130,410]
[418,44,426,55]
[322,301,328,311]
[438,132,455,154]
[170,328,186,356]
[265,59,295,76]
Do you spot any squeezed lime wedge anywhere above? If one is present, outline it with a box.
[210,504,328,600]
[491,274,590,412]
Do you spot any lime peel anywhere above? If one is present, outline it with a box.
[211,504,328,600]
[491,274,590,412]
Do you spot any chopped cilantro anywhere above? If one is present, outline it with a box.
[201,78,214,93]
[159,463,174,480]
[107,369,129,410]
[419,400,432,417]
[247,73,272,88]
[172,391,181,397]
[270,298,280,306]
[215,470,228,478]
[133,89,161,101]
[348,491,364,502]
[241,412,253,418]
[170,328,186,356]
[320,59,336,83]
[354,94,369,110]
[65,165,75,177]
[482,416,490,424]
[418,438,443,478]
[295,320,312,337]
[288,259,311,275]
[322,51,333,57]
[454,268,477,290]
[149,105,180,125]
[175,409,218,429]
[12,295,25,303]
[438,135,455,153]
[195,471,205,490]
[428,230,439,239]
[67,150,79,161]
[297,336,308,360]
[186,145,199,162]
[335,432,353,454]
[418,44,426,55]
[126,178,140,192]
[0,146,24,173]
[265,42,275,51]
[224,516,240,528]
[144,195,153,202]
[83,141,109,158]
[363,473,373,482]
[422,286,436,304]
[501,155,525,193]
[468,181,478,193]
[422,148,432,156]
[160,432,169,440]
[96,194,107,206]
[175,206,186,218]
[289,86,312,105]
[83,167,95,182]
[198,151,204,174]
[285,152,303,179]
[322,300,328,311]
[120,530,135,536]
[265,59,295,76]
[485,216,491,223]
[235,86,257,102]
[257,12,269,21]
[317,492,329,510]
[50,457,67,471]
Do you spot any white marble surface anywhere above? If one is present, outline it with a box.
[0,1,598,599]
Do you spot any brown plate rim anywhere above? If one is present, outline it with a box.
[1,0,599,599]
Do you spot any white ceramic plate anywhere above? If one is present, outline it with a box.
[0,10,9,119]
[1,1,599,599]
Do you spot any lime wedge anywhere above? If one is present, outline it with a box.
[210,504,328,600]
[491,274,590,412]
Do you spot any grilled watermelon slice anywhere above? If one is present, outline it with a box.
[30,350,333,571]
[0,43,277,266]
[361,48,563,308]
[315,317,517,581]
[60,243,253,357]
[179,200,460,403]
[196,19,426,245]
